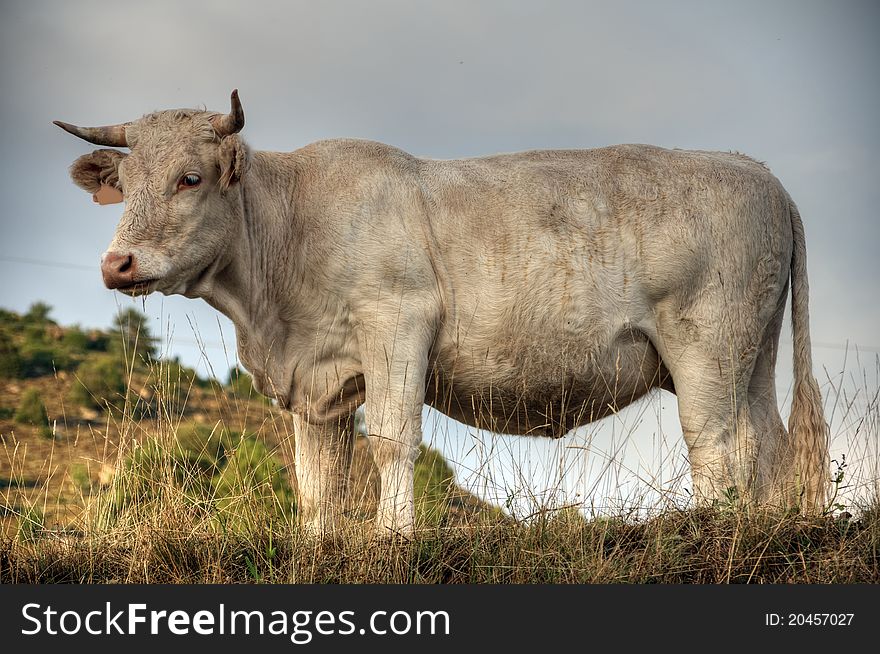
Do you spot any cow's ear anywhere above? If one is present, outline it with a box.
[69,149,126,193]
[218,134,248,191]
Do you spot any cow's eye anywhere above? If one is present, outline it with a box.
[179,173,201,189]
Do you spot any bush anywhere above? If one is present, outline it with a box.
[14,388,52,437]
[17,321,77,377]
[104,423,294,531]
[227,366,265,401]
[23,302,53,325]
[0,305,121,379]
[60,327,91,354]
[69,462,93,491]
[68,353,128,411]
[0,328,21,378]
[414,444,456,526]
[213,435,295,524]
[16,505,45,543]
[17,342,62,377]
[109,308,158,365]
[107,437,216,520]
[175,422,233,473]
[151,358,211,399]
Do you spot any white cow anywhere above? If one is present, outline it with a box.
[56,91,829,534]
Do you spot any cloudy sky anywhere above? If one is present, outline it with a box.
[1,0,878,511]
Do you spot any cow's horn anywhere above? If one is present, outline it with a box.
[210,89,244,137]
[52,120,129,147]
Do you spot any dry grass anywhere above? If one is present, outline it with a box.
[2,506,877,583]
[1,310,878,584]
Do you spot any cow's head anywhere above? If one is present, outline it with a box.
[55,90,248,297]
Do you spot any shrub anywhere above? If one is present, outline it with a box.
[60,327,91,355]
[109,308,158,365]
[104,423,294,532]
[213,434,295,524]
[107,437,216,519]
[23,302,53,325]
[0,328,21,378]
[227,366,265,401]
[69,462,93,491]
[175,422,233,473]
[18,338,63,377]
[68,353,128,411]
[83,329,110,352]
[414,444,456,526]
[0,305,118,379]
[16,505,45,543]
[18,322,76,377]
[14,388,52,437]
[151,358,211,399]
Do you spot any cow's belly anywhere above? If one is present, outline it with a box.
[426,327,671,437]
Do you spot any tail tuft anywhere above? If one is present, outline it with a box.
[787,199,829,511]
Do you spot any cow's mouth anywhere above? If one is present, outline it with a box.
[116,279,158,296]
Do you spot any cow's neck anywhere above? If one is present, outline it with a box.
[199,151,310,381]
[193,150,359,409]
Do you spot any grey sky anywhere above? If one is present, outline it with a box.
[1,0,878,511]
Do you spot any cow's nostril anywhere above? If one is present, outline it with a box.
[118,255,133,273]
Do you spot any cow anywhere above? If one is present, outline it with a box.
[55,90,829,534]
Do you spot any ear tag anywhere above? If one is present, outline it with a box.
[93,184,124,205]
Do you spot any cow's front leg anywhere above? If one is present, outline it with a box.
[292,412,354,535]
[359,317,434,536]
[367,417,422,535]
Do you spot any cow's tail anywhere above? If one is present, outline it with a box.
[787,198,829,511]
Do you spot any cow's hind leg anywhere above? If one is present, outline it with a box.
[747,291,796,506]
[748,342,791,505]
[292,412,355,535]
[651,322,762,506]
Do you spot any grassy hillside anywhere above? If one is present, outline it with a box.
[1,303,878,583]
[0,304,490,540]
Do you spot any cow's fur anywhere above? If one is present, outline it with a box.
[61,100,829,533]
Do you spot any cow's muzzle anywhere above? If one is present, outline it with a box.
[101,251,155,295]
